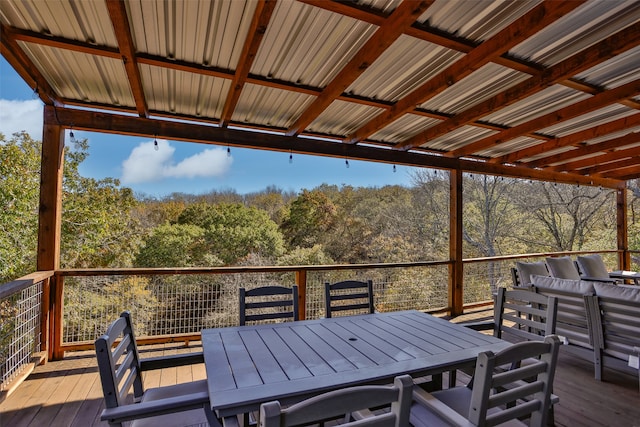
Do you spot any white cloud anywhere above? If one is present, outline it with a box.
[121,139,232,184]
[0,99,43,140]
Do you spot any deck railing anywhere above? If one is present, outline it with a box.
[0,271,52,396]
[0,250,634,396]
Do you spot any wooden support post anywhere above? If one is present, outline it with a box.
[38,106,65,360]
[449,169,464,316]
[617,185,630,270]
[295,269,307,320]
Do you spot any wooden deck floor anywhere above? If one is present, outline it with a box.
[1,319,639,427]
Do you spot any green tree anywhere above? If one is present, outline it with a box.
[281,189,337,249]
[61,139,142,268]
[134,223,219,267]
[177,202,285,265]
[0,132,40,281]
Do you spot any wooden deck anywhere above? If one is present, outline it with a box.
[1,319,639,427]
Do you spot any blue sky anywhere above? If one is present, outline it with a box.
[0,58,417,197]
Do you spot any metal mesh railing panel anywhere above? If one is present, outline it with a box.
[1,281,43,391]
[62,272,297,343]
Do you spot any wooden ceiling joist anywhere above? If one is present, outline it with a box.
[105,0,148,118]
[343,0,585,145]
[285,0,433,137]
[451,79,640,158]
[395,21,640,152]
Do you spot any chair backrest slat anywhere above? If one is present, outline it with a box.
[325,280,374,318]
[95,311,145,410]
[494,287,558,341]
[260,375,412,427]
[468,336,560,427]
[239,285,299,326]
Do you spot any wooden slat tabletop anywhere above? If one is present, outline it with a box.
[201,310,509,417]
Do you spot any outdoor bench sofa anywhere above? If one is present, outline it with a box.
[528,275,640,390]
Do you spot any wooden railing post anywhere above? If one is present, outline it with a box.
[295,269,307,320]
[50,275,65,360]
[39,107,65,360]
[449,169,464,316]
[617,185,630,270]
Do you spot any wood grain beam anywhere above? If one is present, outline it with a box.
[220,0,277,127]
[547,133,640,172]
[395,22,640,151]
[499,113,640,165]
[44,106,622,189]
[576,152,640,176]
[344,1,585,145]
[106,0,148,117]
[603,165,640,180]
[451,79,640,158]
[0,24,60,105]
[285,0,433,136]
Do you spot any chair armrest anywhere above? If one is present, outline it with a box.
[140,352,204,371]
[412,387,474,427]
[100,390,210,423]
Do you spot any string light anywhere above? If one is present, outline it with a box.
[289,150,293,164]
[32,85,39,99]
[227,146,231,157]
[154,136,159,151]
[393,164,396,173]
[69,126,76,143]
[345,158,350,169]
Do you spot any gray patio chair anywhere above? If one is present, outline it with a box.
[95,311,219,427]
[259,374,413,427]
[324,279,374,318]
[411,335,561,427]
[449,287,558,390]
[239,285,299,325]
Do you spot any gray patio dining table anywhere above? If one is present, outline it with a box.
[201,310,509,426]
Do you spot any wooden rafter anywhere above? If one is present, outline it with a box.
[343,0,585,145]
[395,22,640,151]
[106,0,148,117]
[567,146,640,175]
[538,131,640,171]
[450,79,640,158]
[0,24,60,105]
[498,113,640,165]
[285,0,433,136]
[220,0,277,128]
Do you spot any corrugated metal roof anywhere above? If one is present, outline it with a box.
[2,0,639,183]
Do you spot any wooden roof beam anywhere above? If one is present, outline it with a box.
[451,79,640,158]
[567,146,640,175]
[499,113,640,165]
[395,21,640,151]
[0,24,60,106]
[540,131,640,172]
[45,105,623,189]
[344,0,585,145]
[220,0,277,128]
[106,0,148,118]
[285,0,433,136]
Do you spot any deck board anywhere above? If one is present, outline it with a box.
[0,320,638,427]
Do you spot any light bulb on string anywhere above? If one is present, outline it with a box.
[393,164,396,173]
[154,136,159,151]
[69,127,76,143]
[289,150,293,164]
[345,158,350,169]
[227,146,231,157]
